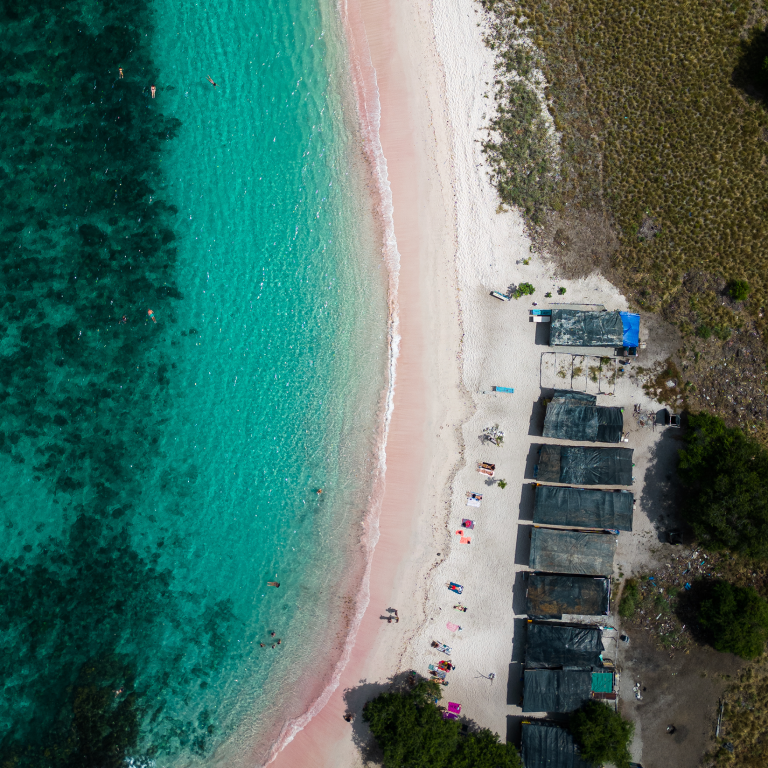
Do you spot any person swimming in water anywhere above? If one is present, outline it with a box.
[207,76,217,87]
[150,85,156,98]
[119,68,124,79]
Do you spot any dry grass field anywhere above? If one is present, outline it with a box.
[481,0,768,440]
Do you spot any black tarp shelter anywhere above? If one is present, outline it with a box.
[526,573,611,618]
[521,722,592,768]
[549,309,625,347]
[525,622,604,669]
[529,528,617,576]
[522,668,593,713]
[543,390,624,443]
[536,444,633,486]
[533,485,634,530]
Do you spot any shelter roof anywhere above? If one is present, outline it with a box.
[525,573,611,618]
[529,528,617,576]
[533,485,633,530]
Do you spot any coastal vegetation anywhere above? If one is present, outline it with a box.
[512,282,536,299]
[698,580,768,659]
[363,679,521,768]
[568,701,634,768]
[678,413,768,558]
[618,578,639,620]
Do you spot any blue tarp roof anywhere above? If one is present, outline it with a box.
[620,312,640,347]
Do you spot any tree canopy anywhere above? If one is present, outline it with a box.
[363,679,521,768]
[569,701,634,768]
[698,580,768,659]
[677,413,768,558]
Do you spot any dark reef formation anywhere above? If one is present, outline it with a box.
[0,0,232,762]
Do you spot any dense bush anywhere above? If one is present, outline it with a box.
[727,279,751,301]
[619,578,639,620]
[678,413,768,557]
[363,679,521,768]
[513,282,535,298]
[569,701,634,768]
[698,580,768,659]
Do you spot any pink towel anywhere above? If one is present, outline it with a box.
[446,622,460,632]
[448,702,461,714]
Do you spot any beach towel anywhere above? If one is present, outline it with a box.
[446,622,461,632]
[448,702,461,714]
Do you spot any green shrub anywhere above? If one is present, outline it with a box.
[513,282,535,299]
[727,279,750,301]
[678,412,768,557]
[619,578,639,619]
[569,701,634,768]
[363,679,522,768]
[698,580,768,659]
[557,286,566,295]
[497,479,508,489]
[696,325,712,340]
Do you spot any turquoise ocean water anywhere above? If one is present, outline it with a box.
[0,0,386,763]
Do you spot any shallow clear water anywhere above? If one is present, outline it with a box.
[0,0,386,763]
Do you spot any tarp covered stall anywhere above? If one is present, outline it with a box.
[533,485,634,530]
[526,573,611,618]
[543,390,624,443]
[525,622,604,669]
[529,528,617,576]
[549,309,624,347]
[522,668,593,713]
[521,722,592,768]
[536,444,634,486]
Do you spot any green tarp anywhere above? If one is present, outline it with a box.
[525,622,604,669]
[521,722,592,768]
[529,528,617,576]
[550,309,624,347]
[591,671,614,693]
[536,444,634,486]
[533,485,634,530]
[543,390,624,443]
[526,573,611,618]
[522,668,593,713]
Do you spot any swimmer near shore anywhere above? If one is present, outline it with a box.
[207,75,217,87]
[267,581,280,587]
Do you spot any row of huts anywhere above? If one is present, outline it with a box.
[518,320,638,767]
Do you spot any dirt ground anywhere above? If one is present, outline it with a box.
[619,627,745,768]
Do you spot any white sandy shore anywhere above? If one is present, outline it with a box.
[269,0,676,765]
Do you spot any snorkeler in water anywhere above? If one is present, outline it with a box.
[207,75,217,87]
